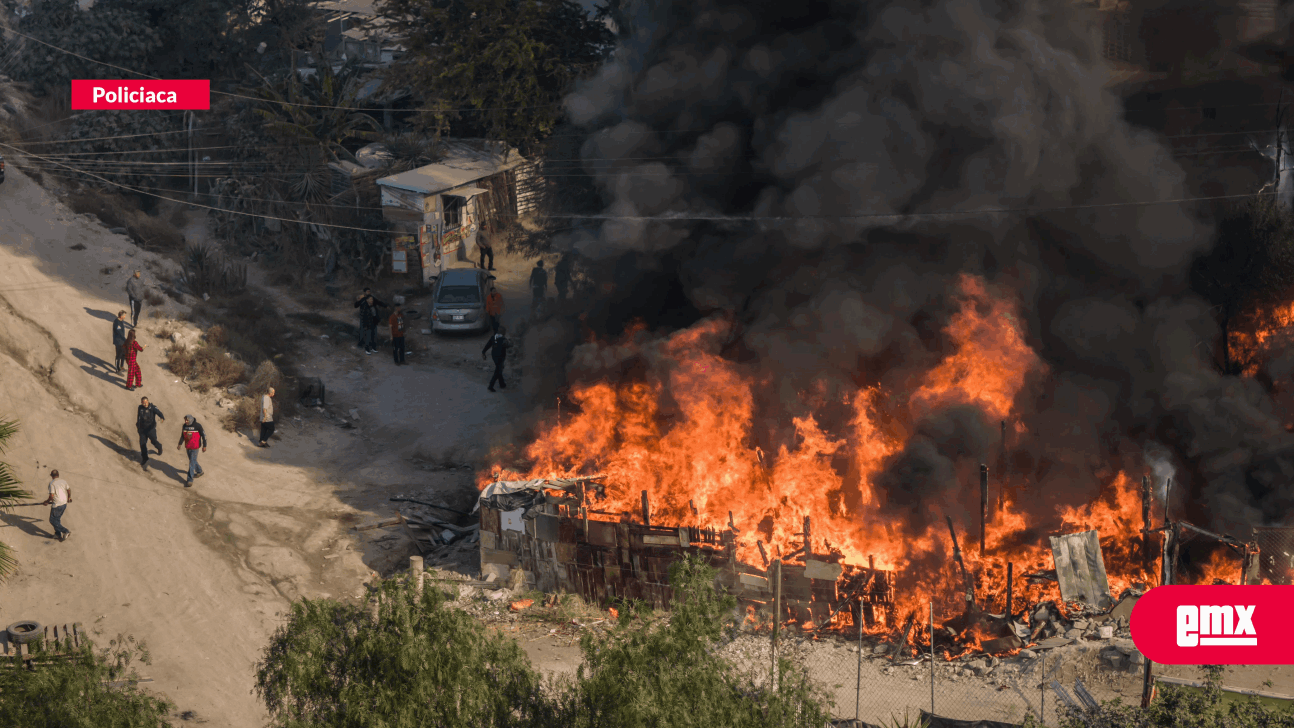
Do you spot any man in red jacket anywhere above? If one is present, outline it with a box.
[389,304,407,365]
[176,415,207,487]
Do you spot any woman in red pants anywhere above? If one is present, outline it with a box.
[124,329,147,390]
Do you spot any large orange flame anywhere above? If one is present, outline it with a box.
[487,273,1235,628]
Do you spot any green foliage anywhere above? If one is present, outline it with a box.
[562,553,834,728]
[377,0,614,154]
[0,418,30,581]
[1191,195,1294,375]
[243,60,384,162]
[12,0,162,97]
[1056,665,1294,728]
[255,576,549,728]
[52,110,183,193]
[0,631,171,727]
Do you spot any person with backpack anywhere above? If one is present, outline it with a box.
[136,396,165,471]
[176,415,206,487]
[112,310,128,374]
[124,328,146,390]
[481,326,511,392]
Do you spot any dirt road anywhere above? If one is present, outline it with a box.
[0,165,515,725]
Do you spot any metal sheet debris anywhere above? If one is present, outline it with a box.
[501,509,525,533]
[1049,529,1113,610]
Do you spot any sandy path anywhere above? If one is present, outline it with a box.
[0,166,507,725]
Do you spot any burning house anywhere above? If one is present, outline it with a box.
[474,0,1294,659]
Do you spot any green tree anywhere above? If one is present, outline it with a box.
[376,0,614,154]
[243,59,384,162]
[1050,665,1294,727]
[0,419,30,580]
[0,631,170,727]
[564,554,833,728]
[1190,195,1294,375]
[12,0,163,98]
[254,576,550,728]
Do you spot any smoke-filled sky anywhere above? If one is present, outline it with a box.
[526,0,1294,551]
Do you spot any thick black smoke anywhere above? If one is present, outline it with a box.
[523,0,1294,556]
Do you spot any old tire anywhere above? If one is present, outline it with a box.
[6,620,42,644]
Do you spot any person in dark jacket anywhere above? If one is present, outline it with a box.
[176,415,207,487]
[125,270,145,327]
[112,310,128,373]
[554,255,572,302]
[136,396,165,471]
[353,288,388,355]
[529,260,547,311]
[481,327,511,392]
[478,233,495,271]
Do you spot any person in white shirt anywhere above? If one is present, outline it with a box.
[258,388,275,448]
[39,469,72,542]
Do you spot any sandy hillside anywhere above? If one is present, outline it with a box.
[0,164,520,726]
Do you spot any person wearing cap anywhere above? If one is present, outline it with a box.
[39,469,72,542]
[125,270,145,327]
[177,415,207,487]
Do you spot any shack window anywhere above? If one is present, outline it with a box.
[392,250,407,273]
[443,195,465,228]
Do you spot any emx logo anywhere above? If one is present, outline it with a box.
[1176,605,1256,646]
[1132,586,1294,664]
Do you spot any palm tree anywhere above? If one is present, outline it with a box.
[0,419,32,580]
[243,55,385,163]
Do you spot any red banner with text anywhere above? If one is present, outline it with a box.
[71,80,210,110]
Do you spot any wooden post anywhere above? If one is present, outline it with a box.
[1141,655,1156,707]
[930,600,936,715]
[998,420,1007,516]
[869,555,875,570]
[410,555,424,595]
[1143,475,1154,579]
[980,464,989,552]
[641,490,650,527]
[771,559,782,690]
[1005,562,1014,617]
[803,516,812,559]
[856,597,863,722]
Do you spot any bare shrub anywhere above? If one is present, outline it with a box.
[249,360,282,395]
[206,325,228,347]
[181,243,248,297]
[64,187,185,250]
[144,291,165,306]
[166,344,246,392]
[226,396,260,431]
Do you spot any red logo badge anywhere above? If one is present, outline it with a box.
[71,80,210,110]
[1130,585,1294,664]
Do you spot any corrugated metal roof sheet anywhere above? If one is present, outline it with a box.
[312,0,378,16]
[377,140,526,195]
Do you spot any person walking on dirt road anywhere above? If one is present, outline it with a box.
[126,270,145,327]
[529,260,547,311]
[485,286,504,334]
[258,388,275,447]
[112,310,128,374]
[124,329,147,390]
[389,304,407,365]
[40,470,72,542]
[137,397,165,471]
[354,289,387,355]
[481,326,511,392]
[478,233,495,271]
[554,255,572,302]
[177,415,206,487]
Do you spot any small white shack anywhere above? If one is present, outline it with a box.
[375,140,526,285]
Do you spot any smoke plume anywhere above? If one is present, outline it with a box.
[519,0,1294,551]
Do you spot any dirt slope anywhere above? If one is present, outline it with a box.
[0,165,505,726]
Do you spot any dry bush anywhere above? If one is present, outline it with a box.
[64,187,185,251]
[206,325,228,347]
[226,396,260,431]
[249,360,282,394]
[144,291,165,306]
[165,344,246,392]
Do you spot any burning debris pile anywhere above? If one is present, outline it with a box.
[479,0,1294,663]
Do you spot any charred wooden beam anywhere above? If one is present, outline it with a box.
[1141,475,1153,574]
[757,540,769,567]
[945,516,975,610]
[803,516,812,560]
[980,464,989,553]
[1005,562,1014,617]
[891,612,917,660]
[729,511,739,533]
[998,420,1007,515]
[641,490,650,527]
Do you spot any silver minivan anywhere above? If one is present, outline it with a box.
[430,268,495,334]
